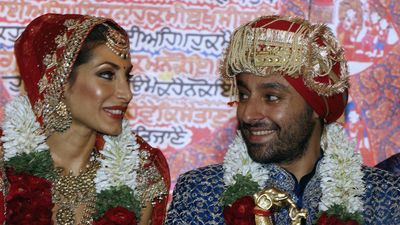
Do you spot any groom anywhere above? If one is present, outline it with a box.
[166,15,400,225]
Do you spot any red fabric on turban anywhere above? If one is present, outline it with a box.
[254,16,348,123]
[284,75,348,123]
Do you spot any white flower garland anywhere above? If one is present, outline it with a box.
[223,131,270,187]
[318,123,364,214]
[223,123,365,216]
[1,95,140,195]
[1,96,48,160]
[95,120,139,193]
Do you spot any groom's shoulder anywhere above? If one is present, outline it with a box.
[363,166,399,186]
[176,164,224,184]
[177,164,224,188]
[362,166,400,199]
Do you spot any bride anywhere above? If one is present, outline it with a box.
[0,13,170,225]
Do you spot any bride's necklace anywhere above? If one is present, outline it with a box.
[52,151,100,225]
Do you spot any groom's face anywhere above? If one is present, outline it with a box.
[236,73,317,164]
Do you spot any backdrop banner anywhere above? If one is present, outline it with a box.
[0,0,399,192]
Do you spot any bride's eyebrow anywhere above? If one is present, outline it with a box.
[95,61,120,69]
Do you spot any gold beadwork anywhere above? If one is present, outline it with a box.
[64,19,80,30]
[103,24,130,59]
[52,152,100,225]
[38,76,49,94]
[55,33,68,48]
[55,101,72,132]
[221,16,349,97]
[43,53,57,69]
[33,99,44,117]
[136,145,168,207]
[44,100,72,134]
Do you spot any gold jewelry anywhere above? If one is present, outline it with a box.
[41,98,73,135]
[104,24,130,59]
[54,100,72,133]
[253,187,308,225]
[52,152,100,225]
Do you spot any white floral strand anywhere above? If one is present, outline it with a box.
[318,123,364,214]
[223,123,365,216]
[95,120,139,193]
[1,96,48,160]
[223,131,269,187]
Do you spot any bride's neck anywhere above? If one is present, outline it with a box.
[46,126,97,175]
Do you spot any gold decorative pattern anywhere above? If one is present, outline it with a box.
[251,28,308,75]
[38,75,49,94]
[42,53,57,69]
[33,99,44,117]
[45,100,72,133]
[64,19,80,30]
[52,152,100,225]
[221,16,349,97]
[103,24,130,59]
[136,149,168,206]
[55,33,68,48]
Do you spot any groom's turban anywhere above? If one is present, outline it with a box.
[221,15,349,123]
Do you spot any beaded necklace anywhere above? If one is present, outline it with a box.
[52,152,100,224]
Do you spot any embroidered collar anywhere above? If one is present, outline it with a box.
[223,122,365,218]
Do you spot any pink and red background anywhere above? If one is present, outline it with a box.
[0,0,399,192]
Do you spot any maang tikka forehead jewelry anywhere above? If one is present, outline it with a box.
[103,24,130,59]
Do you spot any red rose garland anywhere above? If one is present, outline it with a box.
[94,206,137,225]
[6,170,53,225]
[223,196,256,225]
[316,213,359,225]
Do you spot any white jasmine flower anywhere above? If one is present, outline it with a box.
[95,120,139,193]
[1,96,48,160]
[319,123,364,214]
[223,131,269,188]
